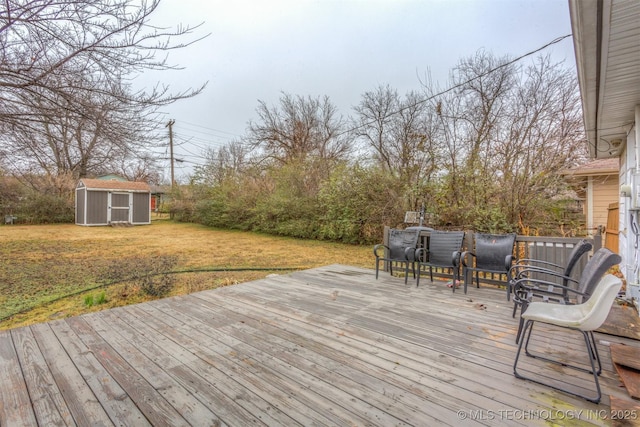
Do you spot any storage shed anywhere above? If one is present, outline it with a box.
[76,178,151,226]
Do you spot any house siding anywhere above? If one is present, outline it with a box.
[591,174,619,230]
[620,114,639,299]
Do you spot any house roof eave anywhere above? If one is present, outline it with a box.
[569,0,601,159]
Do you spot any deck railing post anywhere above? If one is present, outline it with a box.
[593,233,602,251]
[383,226,390,272]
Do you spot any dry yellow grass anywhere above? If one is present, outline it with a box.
[0,219,373,330]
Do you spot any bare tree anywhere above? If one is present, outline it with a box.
[353,85,439,187]
[192,140,250,186]
[0,0,207,179]
[248,93,351,164]
[114,155,163,184]
[496,55,586,226]
[424,51,586,230]
[5,72,159,177]
[353,85,397,170]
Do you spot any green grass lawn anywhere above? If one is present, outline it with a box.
[0,220,373,330]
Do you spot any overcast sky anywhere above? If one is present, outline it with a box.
[144,0,576,180]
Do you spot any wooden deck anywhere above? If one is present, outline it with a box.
[1,264,639,426]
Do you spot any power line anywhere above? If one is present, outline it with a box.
[152,117,242,139]
[175,120,243,138]
[340,34,573,137]
[157,34,574,176]
[173,132,230,149]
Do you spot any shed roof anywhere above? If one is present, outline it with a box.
[561,158,619,177]
[78,178,150,192]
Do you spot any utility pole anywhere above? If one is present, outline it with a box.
[166,119,175,188]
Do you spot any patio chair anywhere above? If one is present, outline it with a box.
[513,273,622,403]
[509,239,593,318]
[374,228,420,284]
[414,230,465,288]
[512,247,621,344]
[459,233,517,298]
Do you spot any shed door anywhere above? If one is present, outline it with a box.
[109,192,131,223]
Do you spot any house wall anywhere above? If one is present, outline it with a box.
[589,174,619,230]
[620,106,640,299]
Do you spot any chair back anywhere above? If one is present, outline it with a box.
[427,231,465,266]
[560,239,593,285]
[576,248,621,303]
[387,229,420,260]
[474,233,516,270]
[577,274,622,331]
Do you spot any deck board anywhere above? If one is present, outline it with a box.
[183,298,448,426]
[1,264,639,426]
[47,319,149,426]
[11,325,76,427]
[218,278,595,412]
[0,330,39,427]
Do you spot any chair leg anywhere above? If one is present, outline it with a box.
[453,267,459,294]
[375,258,380,279]
[462,268,469,294]
[586,331,602,375]
[513,319,532,374]
[514,300,528,344]
[416,265,421,287]
[515,316,526,345]
[514,319,603,403]
[404,262,409,285]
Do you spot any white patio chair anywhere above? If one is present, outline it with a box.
[513,273,622,403]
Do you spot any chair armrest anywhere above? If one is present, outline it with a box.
[505,254,514,271]
[513,258,564,269]
[510,258,560,273]
[460,251,476,267]
[415,247,428,262]
[512,265,567,280]
[452,251,462,267]
[514,274,580,288]
[513,268,575,283]
[405,246,417,262]
[513,276,583,300]
[373,244,389,257]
